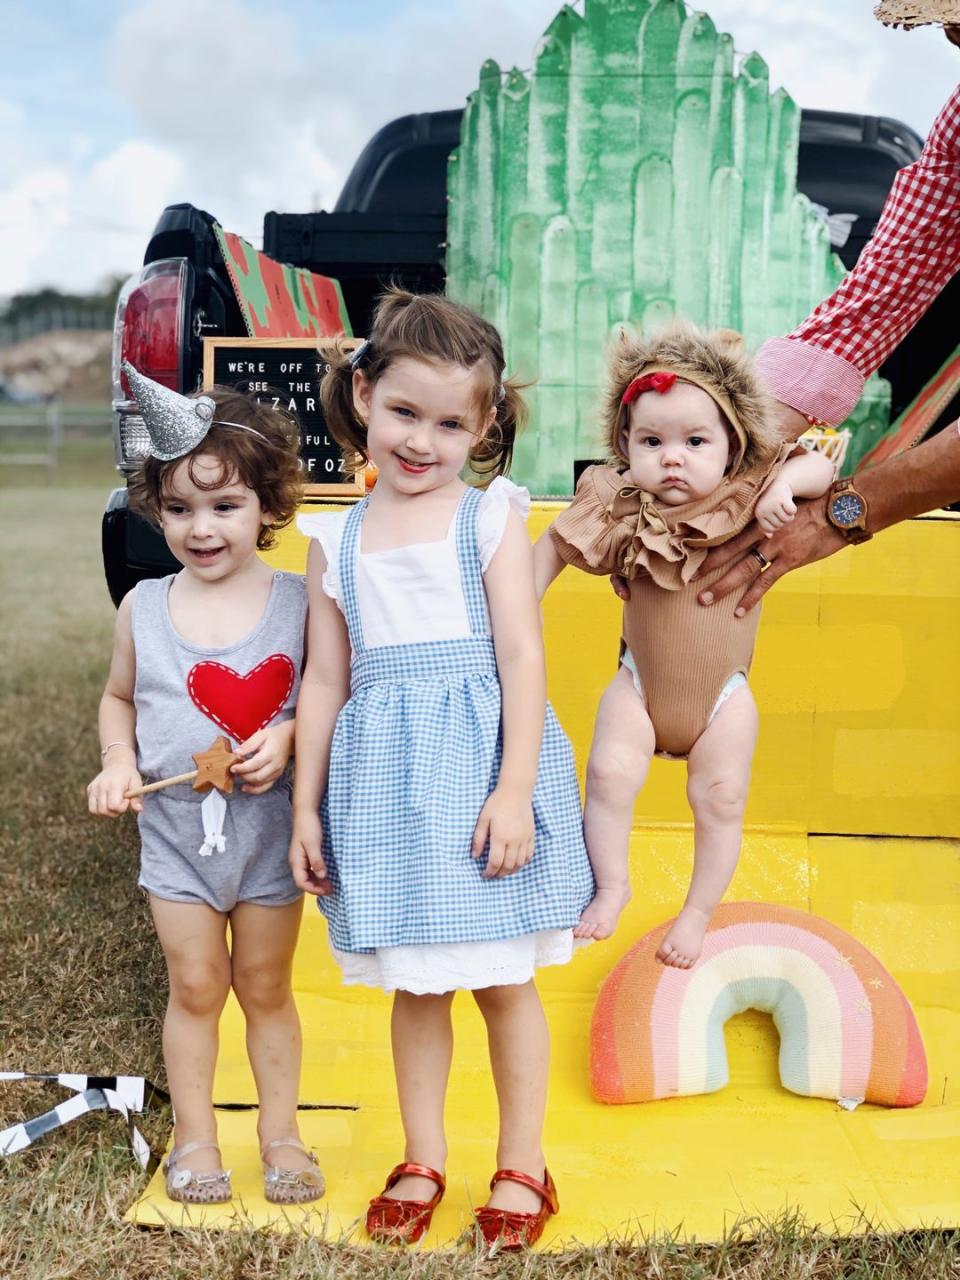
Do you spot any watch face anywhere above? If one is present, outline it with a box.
[830,491,865,528]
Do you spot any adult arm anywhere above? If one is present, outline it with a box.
[696,84,960,608]
[757,83,960,429]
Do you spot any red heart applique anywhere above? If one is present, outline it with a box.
[187,655,296,744]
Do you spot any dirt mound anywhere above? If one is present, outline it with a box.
[0,330,112,404]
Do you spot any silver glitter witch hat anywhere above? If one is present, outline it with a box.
[123,361,217,461]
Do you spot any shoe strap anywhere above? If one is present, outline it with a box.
[260,1136,311,1161]
[384,1162,446,1194]
[489,1167,559,1214]
[166,1140,221,1167]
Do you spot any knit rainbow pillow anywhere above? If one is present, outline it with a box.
[590,902,927,1108]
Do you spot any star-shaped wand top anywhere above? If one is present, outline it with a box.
[192,736,241,794]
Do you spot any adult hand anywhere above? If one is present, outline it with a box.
[695,497,848,615]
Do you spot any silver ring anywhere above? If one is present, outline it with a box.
[750,547,772,574]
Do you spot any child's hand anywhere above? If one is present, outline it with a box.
[87,761,143,817]
[755,479,798,536]
[289,809,333,896]
[472,785,535,878]
[232,721,295,794]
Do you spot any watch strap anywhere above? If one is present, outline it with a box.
[827,479,872,543]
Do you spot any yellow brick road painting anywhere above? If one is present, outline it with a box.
[127,504,960,1245]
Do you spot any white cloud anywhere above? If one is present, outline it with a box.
[694,0,951,134]
[0,167,71,295]
[0,0,956,295]
[91,141,184,229]
[0,139,184,295]
[110,0,349,231]
[105,0,566,228]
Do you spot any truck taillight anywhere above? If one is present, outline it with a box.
[111,257,191,469]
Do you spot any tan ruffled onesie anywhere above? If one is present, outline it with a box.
[550,445,795,757]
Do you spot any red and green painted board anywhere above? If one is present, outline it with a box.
[214,225,352,340]
[857,346,960,472]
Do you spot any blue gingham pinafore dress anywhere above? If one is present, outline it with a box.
[319,487,594,954]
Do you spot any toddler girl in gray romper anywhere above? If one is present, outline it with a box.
[133,569,305,912]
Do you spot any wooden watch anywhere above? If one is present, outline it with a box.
[825,478,872,544]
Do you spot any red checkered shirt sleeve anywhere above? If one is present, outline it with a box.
[757,84,960,424]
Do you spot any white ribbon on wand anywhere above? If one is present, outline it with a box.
[124,734,240,856]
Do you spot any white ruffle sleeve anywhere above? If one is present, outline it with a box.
[476,476,531,572]
[296,510,349,604]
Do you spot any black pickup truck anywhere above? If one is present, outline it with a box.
[103,106,955,605]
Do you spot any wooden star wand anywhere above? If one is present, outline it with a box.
[125,735,241,799]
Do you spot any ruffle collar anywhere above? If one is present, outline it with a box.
[594,443,794,589]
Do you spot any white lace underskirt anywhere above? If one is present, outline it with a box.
[331,928,577,995]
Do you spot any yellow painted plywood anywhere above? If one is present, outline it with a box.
[128,506,960,1242]
[127,831,960,1242]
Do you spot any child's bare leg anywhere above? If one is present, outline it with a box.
[382,990,455,1201]
[579,665,656,939]
[150,896,231,1175]
[230,898,313,1172]
[473,981,549,1213]
[657,686,758,968]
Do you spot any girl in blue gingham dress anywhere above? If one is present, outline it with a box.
[291,289,593,1244]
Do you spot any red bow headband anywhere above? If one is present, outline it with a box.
[616,365,748,471]
[621,371,677,405]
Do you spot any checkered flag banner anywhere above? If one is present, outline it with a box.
[0,1073,169,1173]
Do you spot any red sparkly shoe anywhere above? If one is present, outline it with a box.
[473,1167,559,1249]
[365,1162,446,1244]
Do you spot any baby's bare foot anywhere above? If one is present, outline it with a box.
[573,884,632,940]
[656,905,711,968]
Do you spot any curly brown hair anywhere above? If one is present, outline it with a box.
[128,387,303,550]
[602,321,779,478]
[320,287,527,482]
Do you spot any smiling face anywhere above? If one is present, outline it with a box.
[158,453,271,581]
[624,380,732,504]
[353,355,495,498]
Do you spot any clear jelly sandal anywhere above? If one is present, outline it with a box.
[261,1136,326,1205]
[163,1140,232,1204]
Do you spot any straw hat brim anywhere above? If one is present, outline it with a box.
[874,0,960,27]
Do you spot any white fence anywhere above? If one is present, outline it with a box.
[0,403,110,481]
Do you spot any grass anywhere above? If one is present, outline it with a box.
[0,446,958,1278]
[0,435,118,490]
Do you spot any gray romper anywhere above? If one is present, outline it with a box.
[131,571,306,912]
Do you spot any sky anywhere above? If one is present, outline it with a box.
[0,0,955,297]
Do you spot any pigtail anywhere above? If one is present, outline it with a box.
[318,339,368,476]
[469,375,529,482]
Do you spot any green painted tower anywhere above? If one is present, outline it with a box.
[446,0,889,493]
